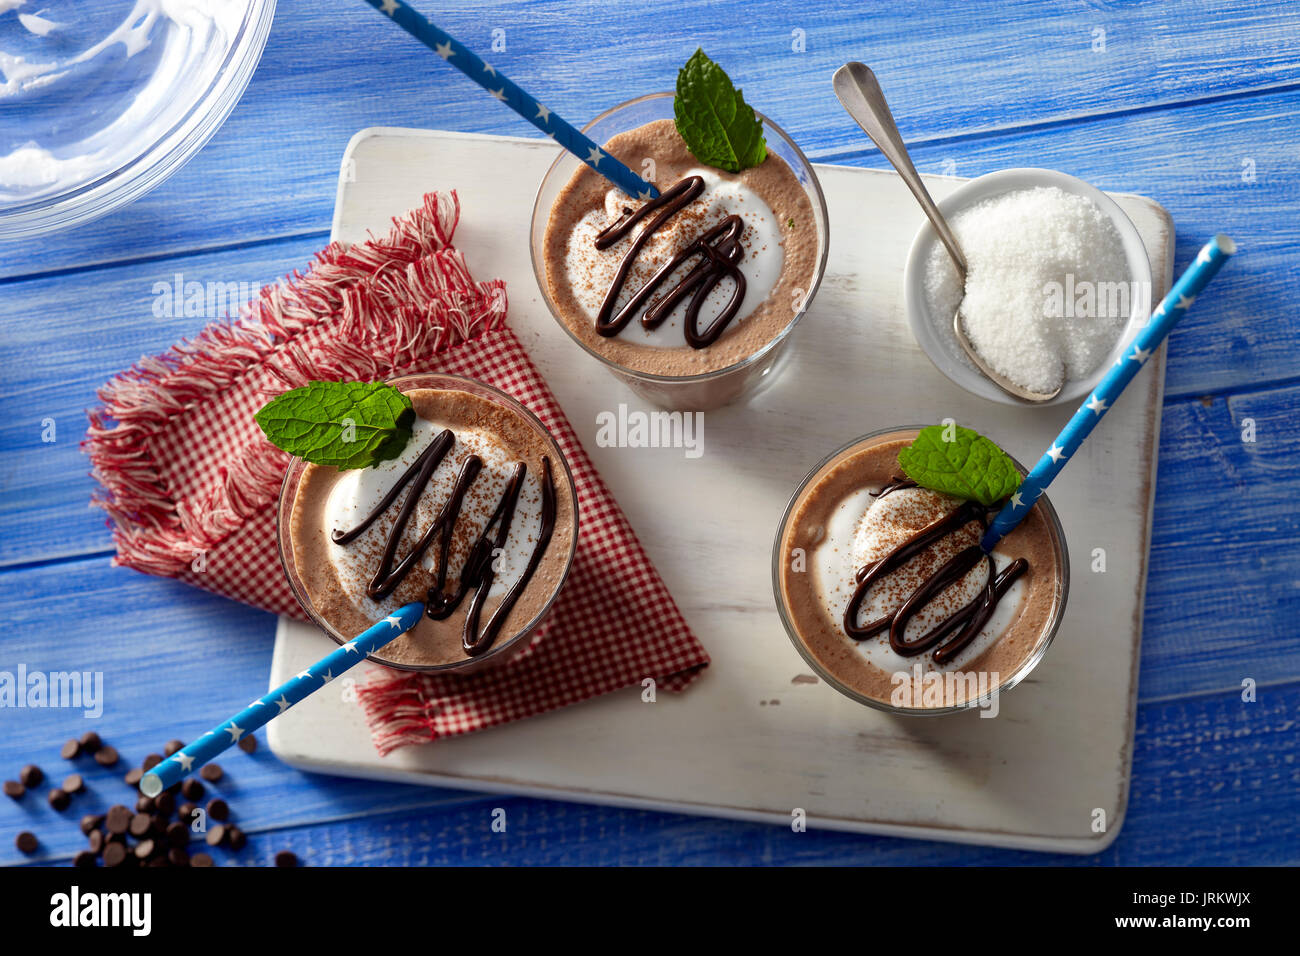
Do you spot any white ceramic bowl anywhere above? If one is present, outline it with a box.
[902,167,1152,407]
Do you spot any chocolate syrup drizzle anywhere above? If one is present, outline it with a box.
[331,430,558,657]
[843,483,1028,666]
[593,175,747,349]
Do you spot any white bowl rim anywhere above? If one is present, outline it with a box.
[902,166,1153,407]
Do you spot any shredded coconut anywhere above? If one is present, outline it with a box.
[923,186,1133,394]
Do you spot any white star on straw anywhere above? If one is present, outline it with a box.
[320,670,334,685]
[1153,301,1167,317]
[1086,395,1108,414]
[296,669,313,681]
[1047,444,1068,463]
[174,752,194,771]
[586,146,605,165]
[275,695,293,714]
[1198,246,1213,264]
[482,62,496,76]
[224,723,244,743]
[434,40,453,60]
[1176,294,1196,310]
[489,87,506,101]
[638,189,654,200]
[1130,346,1152,363]
[382,615,403,630]
[343,640,362,654]
[380,0,399,15]
[1010,492,1025,509]
[535,103,551,123]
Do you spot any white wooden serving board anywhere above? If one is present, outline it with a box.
[268,127,1174,854]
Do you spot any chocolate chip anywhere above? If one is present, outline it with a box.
[62,774,84,794]
[199,763,223,783]
[47,788,70,811]
[206,798,229,822]
[167,847,189,867]
[73,850,97,868]
[103,842,127,867]
[79,731,102,753]
[181,778,204,801]
[105,804,132,834]
[135,795,155,813]
[134,839,156,860]
[19,764,43,787]
[3,780,23,799]
[129,813,153,838]
[87,830,104,854]
[274,850,298,867]
[227,826,247,852]
[15,831,38,854]
[93,746,119,767]
[124,767,143,787]
[238,735,257,754]
[190,852,214,867]
[79,814,103,835]
[166,822,189,848]
[178,802,197,822]
[205,823,227,847]
[142,754,163,771]
[164,740,184,757]
[60,739,81,760]
[155,791,175,818]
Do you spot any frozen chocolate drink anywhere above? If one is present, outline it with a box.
[532,93,827,409]
[277,374,578,672]
[773,427,1068,712]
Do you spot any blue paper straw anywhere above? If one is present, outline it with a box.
[361,0,657,200]
[139,602,425,798]
[982,234,1237,551]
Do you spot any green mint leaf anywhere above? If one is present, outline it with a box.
[896,424,1022,506]
[254,381,415,470]
[673,48,767,173]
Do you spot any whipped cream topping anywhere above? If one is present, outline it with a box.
[321,417,547,618]
[563,168,783,348]
[814,485,1026,673]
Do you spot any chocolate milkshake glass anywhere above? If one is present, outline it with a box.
[276,373,579,674]
[773,426,1069,714]
[531,93,829,410]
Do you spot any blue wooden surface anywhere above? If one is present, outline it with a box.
[2,0,1298,866]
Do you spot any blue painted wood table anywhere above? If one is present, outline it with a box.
[1,0,1297,866]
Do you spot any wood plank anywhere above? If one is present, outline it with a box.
[1,0,1297,278]
[0,555,491,866]
[4,93,1293,402]
[1141,384,1300,700]
[0,236,329,568]
[8,661,1295,865]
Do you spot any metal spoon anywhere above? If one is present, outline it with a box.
[832,62,1061,403]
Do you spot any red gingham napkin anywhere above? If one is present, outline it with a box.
[86,192,710,754]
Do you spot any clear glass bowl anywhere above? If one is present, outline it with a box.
[0,0,276,239]
[530,92,829,411]
[276,373,580,675]
[772,425,1070,715]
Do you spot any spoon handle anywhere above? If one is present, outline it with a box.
[833,62,967,276]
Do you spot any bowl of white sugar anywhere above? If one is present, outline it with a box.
[903,168,1152,406]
